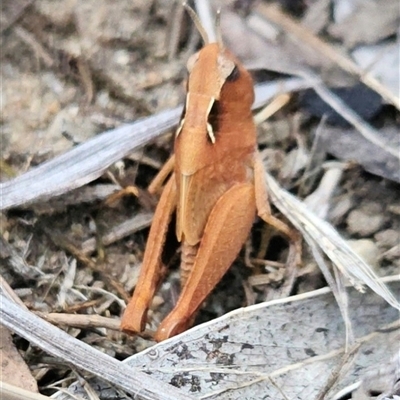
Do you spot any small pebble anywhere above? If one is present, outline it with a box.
[114,49,131,66]
[347,239,380,270]
[374,229,399,249]
[346,208,385,236]
[151,295,165,308]
[388,203,400,215]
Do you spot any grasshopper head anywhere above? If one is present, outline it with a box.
[175,43,256,173]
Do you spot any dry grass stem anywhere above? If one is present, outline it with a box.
[254,93,291,125]
[13,25,54,67]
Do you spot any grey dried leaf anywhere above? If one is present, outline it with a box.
[351,350,400,400]
[55,280,400,400]
[217,6,398,169]
[220,9,310,75]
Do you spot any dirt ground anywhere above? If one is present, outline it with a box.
[1,0,399,397]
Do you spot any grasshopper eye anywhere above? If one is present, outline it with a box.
[226,65,240,82]
[217,54,235,82]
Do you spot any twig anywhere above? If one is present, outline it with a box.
[0,0,34,33]
[76,57,94,104]
[166,1,185,61]
[303,162,347,219]
[0,274,27,308]
[268,377,290,400]
[14,25,54,67]
[74,370,101,400]
[301,71,398,158]
[36,312,154,340]
[35,312,120,331]
[253,93,291,125]
[64,299,102,313]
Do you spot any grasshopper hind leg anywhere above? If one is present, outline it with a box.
[155,183,256,341]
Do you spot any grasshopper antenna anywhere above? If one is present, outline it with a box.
[215,8,224,48]
[182,2,210,44]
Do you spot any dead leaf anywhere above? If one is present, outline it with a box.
[54,280,400,400]
[349,350,400,400]
[0,325,38,393]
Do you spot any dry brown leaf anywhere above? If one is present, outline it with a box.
[0,325,38,393]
